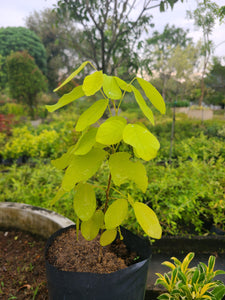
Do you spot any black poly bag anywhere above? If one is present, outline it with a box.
[45,225,151,300]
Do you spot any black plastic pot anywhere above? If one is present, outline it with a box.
[45,225,151,300]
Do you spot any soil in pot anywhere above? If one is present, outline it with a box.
[0,229,48,299]
[46,227,141,274]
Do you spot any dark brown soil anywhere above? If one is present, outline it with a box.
[0,228,138,299]
[0,229,48,299]
[47,227,138,274]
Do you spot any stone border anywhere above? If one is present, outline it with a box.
[0,202,74,238]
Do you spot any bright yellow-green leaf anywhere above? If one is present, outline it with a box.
[103,74,122,99]
[131,86,154,125]
[51,145,75,170]
[128,194,135,206]
[75,99,108,132]
[133,202,162,239]
[46,86,85,112]
[73,127,98,155]
[100,229,117,246]
[82,71,103,96]
[93,210,105,229]
[162,261,176,270]
[62,148,106,191]
[137,77,166,114]
[114,77,132,92]
[96,116,127,145]
[73,183,96,221]
[54,61,90,92]
[123,124,160,161]
[81,220,98,241]
[81,210,104,240]
[50,187,66,206]
[105,199,128,229]
[109,152,148,192]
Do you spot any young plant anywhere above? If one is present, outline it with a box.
[155,252,225,300]
[46,61,166,246]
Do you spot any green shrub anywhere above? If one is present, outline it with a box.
[155,252,225,300]
[6,51,47,119]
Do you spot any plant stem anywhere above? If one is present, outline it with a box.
[104,173,112,214]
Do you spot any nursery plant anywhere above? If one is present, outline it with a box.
[155,252,225,300]
[46,60,165,246]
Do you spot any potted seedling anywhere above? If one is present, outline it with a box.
[155,252,225,300]
[45,61,166,300]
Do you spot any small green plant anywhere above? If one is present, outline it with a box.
[46,60,166,246]
[155,252,225,300]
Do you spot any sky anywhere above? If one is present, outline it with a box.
[0,0,224,57]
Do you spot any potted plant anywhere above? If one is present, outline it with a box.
[155,252,225,300]
[45,61,166,300]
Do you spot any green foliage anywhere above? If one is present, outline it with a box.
[6,51,47,119]
[0,26,47,88]
[1,126,61,160]
[46,61,165,244]
[155,252,225,300]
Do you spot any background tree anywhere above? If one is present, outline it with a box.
[143,24,193,101]
[187,0,220,106]
[0,27,47,89]
[54,0,183,77]
[204,56,225,107]
[26,8,79,90]
[6,51,47,119]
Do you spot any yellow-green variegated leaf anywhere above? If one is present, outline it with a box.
[109,152,148,192]
[114,77,132,92]
[73,127,98,155]
[96,116,127,145]
[51,145,75,170]
[54,61,90,92]
[75,99,108,132]
[100,229,117,246]
[133,202,162,239]
[131,86,154,125]
[123,124,160,161]
[82,71,103,96]
[81,210,104,240]
[105,199,128,229]
[137,78,166,114]
[46,86,85,112]
[62,148,106,191]
[103,74,122,99]
[74,183,96,221]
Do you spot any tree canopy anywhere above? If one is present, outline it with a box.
[0,26,47,89]
[54,0,183,77]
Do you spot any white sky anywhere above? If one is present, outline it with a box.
[0,0,224,57]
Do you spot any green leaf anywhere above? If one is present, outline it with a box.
[96,116,127,145]
[100,229,117,246]
[46,85,85,112]
[133,202,162,239]
[54,61,90,92]
[109,152,148,192]
[75,99,108,132]
[73,127,98,155]
[105,199,128,229]
[51,145,75,170]
[62,148,106,191]
[114,77,132,92]
[81,210,105,241]
[211,285,225,299]
[73,183,96,221]
[137,77,166,114]
[50,187,66,206]
[82,71,103,96]
[123,124,160,161]
[103,74,122,99]
[131,86,154,125]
